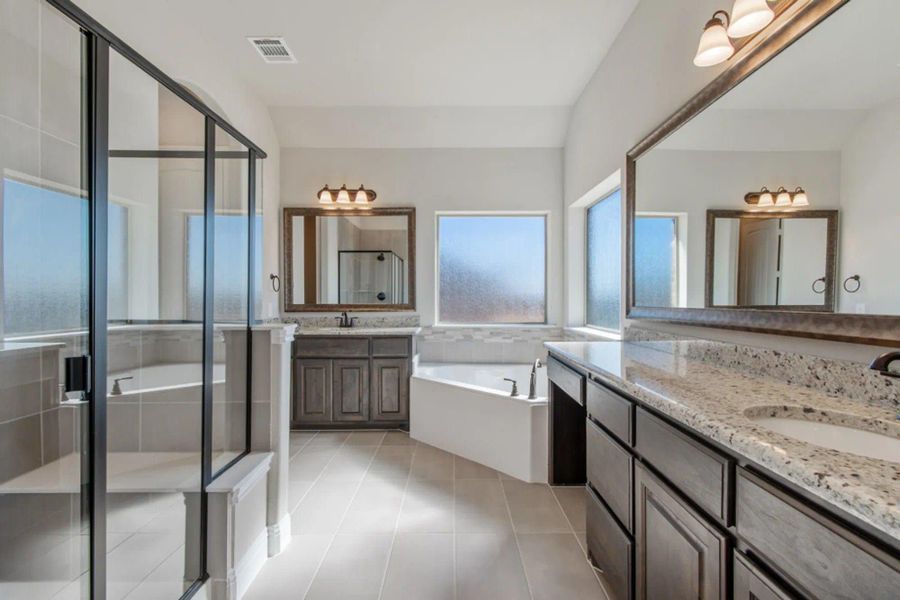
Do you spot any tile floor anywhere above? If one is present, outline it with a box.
[246,430,608,600]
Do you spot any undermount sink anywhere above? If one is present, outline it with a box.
[746,409,900,463]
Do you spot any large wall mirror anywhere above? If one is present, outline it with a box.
[627,0,900,345]
[283,207,416,311]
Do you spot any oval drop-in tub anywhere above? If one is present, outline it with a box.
[411,362,548,483]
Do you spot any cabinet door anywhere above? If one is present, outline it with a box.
[635,464,728,600]
[733,552,793,600]
[371,358,409,421]
[293,359,333,424]
[332,359,370,422]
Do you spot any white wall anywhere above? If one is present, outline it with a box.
[280,147,564,326]
[564,0,885,362]
[839,100,900,315]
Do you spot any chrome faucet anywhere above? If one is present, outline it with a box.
[111,376,133,395]
[869,351,900,378]
[528,359,543,399]
[335,311,358,328]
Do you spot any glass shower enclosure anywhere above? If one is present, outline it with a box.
[0,1,265,598]
[338,251,406,304]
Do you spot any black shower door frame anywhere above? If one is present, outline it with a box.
[47,1,264,598]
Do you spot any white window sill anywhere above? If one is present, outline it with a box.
[565,326,622,341]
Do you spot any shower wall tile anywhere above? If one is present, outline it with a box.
[41,408,61,463]
[0,413,42,482]
[107,402,140,452]
[0,380,42,422]
[141,403,201,452]
[0,0,40,128]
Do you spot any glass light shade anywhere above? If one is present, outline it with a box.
[775,188,792,206]
[336,186,351,204]
[318,188,333,204]
[354,187,369,204]
[727,0,775,38]
[757,191,774,207]
[792,188,809,207]
[694,17,734,67]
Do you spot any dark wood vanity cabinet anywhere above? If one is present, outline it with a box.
[547,351,900,600]
[292,336,411,428]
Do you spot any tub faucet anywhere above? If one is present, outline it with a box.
[111,376,133,396]
[528,359,543,399]
[503,378,519,397]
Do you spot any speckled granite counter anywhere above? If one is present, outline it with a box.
[544,340,900,541]
[293,326,421,336]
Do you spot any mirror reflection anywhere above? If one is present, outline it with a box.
[633,0,899,316]
[285,209,414,310]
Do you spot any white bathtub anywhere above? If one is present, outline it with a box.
[107,362,225,397]
[411,362,548,483]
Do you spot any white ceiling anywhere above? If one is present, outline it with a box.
[75,0,639,148]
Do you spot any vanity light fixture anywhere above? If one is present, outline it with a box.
[317,184,377,206]
[727,0,775,38]
[694,11,734,67]
[744,186,809,208]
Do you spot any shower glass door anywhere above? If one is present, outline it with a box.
[0,3,92,598]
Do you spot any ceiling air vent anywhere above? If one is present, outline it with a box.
[247,37,297,64]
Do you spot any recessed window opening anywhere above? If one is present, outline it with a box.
[585,188,622,332]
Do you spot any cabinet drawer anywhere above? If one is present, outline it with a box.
[634,408,731,523]
[371,336,410,357]
[733,551,792,600]
[736,468,900,600]
[294,337,369,358]
[586,485,633,600]
[547,355,583,405]
[587,378,633,445]
[587,418,633,532]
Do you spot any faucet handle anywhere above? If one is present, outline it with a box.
[503,378,519,396]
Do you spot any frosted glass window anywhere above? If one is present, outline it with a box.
[438,215,546,324]
[634,216,677,307]
[2,179,128,333]
[586,189,621,331]
[186,214,262,321]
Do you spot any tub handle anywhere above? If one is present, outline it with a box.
[503,378,519,397]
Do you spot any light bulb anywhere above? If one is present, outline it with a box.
[354,186,369,204]
[775,187,792,206]
[318,187,333,204]
[336,185,351,204]
[792,188,809,207]
[694,13,734,67]
[757,189,774,207]
[727,0,775,38]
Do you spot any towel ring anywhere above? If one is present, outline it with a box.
[811,277,826,294]
[269,273,281,293]
[842,274,861,294]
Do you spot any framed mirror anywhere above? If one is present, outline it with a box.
[283,207,416,312]
[705,210,837,312]
[626,0,900,346]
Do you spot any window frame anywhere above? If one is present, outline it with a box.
[435,211,549,326]
[583,187,623,334]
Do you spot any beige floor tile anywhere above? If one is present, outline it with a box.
[455,532,531,600]
[455,479,513,533]
[516,533,606,600]
[289,446,341,482]
[454,455,500,479]
[318,445,378,482]
[397,479,454,533]
[291,481,359,534]
[339,478,406,534]
[289,432,317,457]
[288,480,314,512]
[305,534,393,600]
[552,485,587,532]
[382,431,416,446]
[409,444,454,480]
[305,431,350,447]
[502,480,571,533]
[381,533,454,600]
[243,534,332,600]
[367,445,416,481]
[345,430,387,446]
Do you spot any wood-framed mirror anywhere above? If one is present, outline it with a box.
[626,0,900,346]
[283,207,416,312]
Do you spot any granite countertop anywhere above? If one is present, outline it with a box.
[544,340,900,541]
[294,326,421,337]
